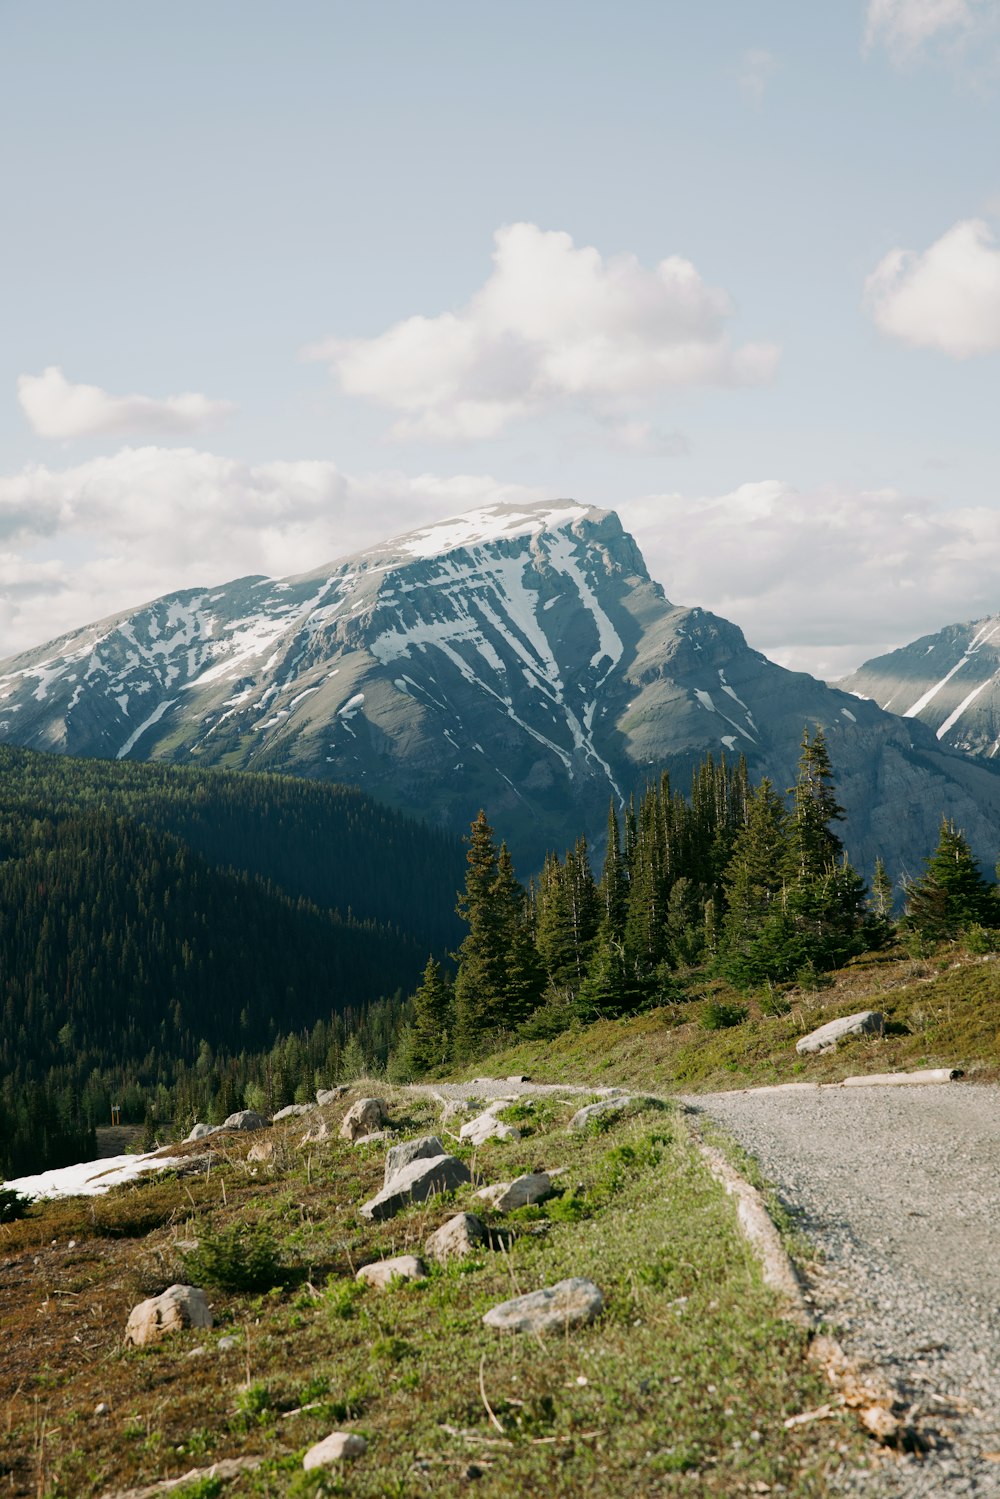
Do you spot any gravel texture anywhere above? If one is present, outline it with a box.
[687,1082,1000,1496]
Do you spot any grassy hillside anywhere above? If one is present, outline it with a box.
[0,1086,869,1497]
[470,946,1000,1094]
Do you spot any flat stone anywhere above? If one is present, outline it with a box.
[353,1130,389,1146]
[796,1011,884,1056]
[356,1254,428,1289]
[384,1134,446,1186]
[221,1109,271,1132]
[303,1431,367,1469]
[425,1212,488,1263]
[483,1277,604,1333]
[459,1110,520,1146]
[184,1123,220,1142]
[360,1153,471,1222]
[273,1103,315,1121]
[568,1096,631,1131]
[125,1284,212,1346]
[340,1097,388,1141]
[474,1172,551,1212]
[316,1086,349,1106]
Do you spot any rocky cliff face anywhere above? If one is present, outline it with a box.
[840,618,1000,763]
[3,499,1000,880]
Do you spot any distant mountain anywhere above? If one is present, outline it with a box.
[839,617,1000,763]
[2,500,1000,880]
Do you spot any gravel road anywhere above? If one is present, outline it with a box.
[686,1082,1000,1496]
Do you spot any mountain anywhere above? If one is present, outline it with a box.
[2,500,1000,880]
[839,617,1000,763]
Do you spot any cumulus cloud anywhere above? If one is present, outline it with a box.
[305,223,779,441]
[865,219,1000,356]
[0,447,552,656]
[621,481,1000,679]
[17,366,236,439]
[739,48,778,104]
[864,0,1000,63]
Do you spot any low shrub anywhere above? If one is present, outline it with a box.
[700,1000,748,1031]
[180,1223,282,1293]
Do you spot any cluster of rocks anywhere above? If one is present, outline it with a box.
[183,1085,351,1143]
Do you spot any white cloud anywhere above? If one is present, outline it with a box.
[17,366,236,439]
[865,0,1000,62]
[865,219,1000,356]
[0,447,552,656]
[305,223,779,441]
[621,481,1000,679]
[739,48,778,104]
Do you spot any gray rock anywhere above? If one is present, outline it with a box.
[384,1134,446,1186]
[439,1098,475,1123]
[425,1212,488,1263]
[459,1110,520,1146]
[124,1284,212,1346]
[352,1130,389,1146]
[483,1277,604,1333]
[300,1119,332,1145]
[796,1010,884,1055]
[273,1102,315,1121]
[216,1335,239,1351]
[507,1074,531,1083]
[339,1097,388,1141]
[221,1109,271,1132]
[355,1254,428,1288]
[568,1096,631,1131]
[360,1153,471,1221]
[303,1431,367,1469]
[184,1122,219,1142]
[246,1140,275,1163]
[316,1086,349,1107]
[474,1172,551,1212]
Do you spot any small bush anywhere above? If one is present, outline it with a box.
[700,1000,748,1031]
[232,1382,273,1432]
[964,923,1000,954]
[793,962,832,993]
[0,1188,33,1224]
[180,1223,282,1293]
[759,986,791,1018]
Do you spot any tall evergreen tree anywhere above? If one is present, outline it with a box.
[789,727,844,879]
[453,811,507,1055]
[904,820,997,940]
[410,955,454,1073]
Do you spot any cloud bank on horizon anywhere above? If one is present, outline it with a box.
[1,447,998,683]
[17,367,236,440]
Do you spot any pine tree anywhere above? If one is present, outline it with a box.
[598,802,628,942]
[453,811,507,1056]
[789,727,844,880]
[904,820,997,940]
[410,956,454,1073]
[718,779,797,987]
[492,843,543,1026]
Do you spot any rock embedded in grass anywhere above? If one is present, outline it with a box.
[272,1102,315,1121]
[384,1134,446,1186]
[360,1153,472,1221]
[316,1086,349,1106]
[303,1431,367,1469]
[300,1119,332,1145]
[124,1284,212,1346]
[339,1096,388,1141]
[474,1172,551,1212]
[483,1277,604,1334]
[424,1211,488,1263]
[221,1109,271,1132]
[356,1254,428,1288]
[246,1140,275,1163]
[568,1096,632,1131]
[459,1110,521,1146]
[184,1122,219,1141]
[796,1011,884,1055]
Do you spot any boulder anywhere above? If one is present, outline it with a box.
[339,1097,387,1141]
[247,1140,274,1163]
[356,1254,428,1289]
[184,1123,219,1142]
[300,1119,332,1145]
[353,1130,389,1146]
[483,1277,603,1334]
[303,1432,367,1469]
[360,1154,471,1222]
[125,1284,212,1346]
[273,1103,315,1121]
[439,1098,475,1123]
[425,1212,487,1263]
[221,1109,271,1132]
[384,1134,446,1186]
[316,1086,349,1107]
[474,1172,551,1213]
[459,1110,520,1147]
[568,1096,631,1132]
[796,1011,884,1056]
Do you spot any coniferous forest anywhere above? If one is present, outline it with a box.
[2,734,997,1179]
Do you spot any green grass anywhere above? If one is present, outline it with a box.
[0,1086,870,1497]
[468,945,1000,1095]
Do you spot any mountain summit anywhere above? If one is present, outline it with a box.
[2,498,1000,876]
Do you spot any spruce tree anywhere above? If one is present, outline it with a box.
[410,955,454,1073]
[904,819,997,940]
[453,811,507,1056]
[789,726,844,880]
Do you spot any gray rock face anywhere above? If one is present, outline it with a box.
[273,1103,315,1121]
[483,1278,604,1334]
[303,1431,367,1469]
[316,1087,349,1107]
[474,1172,551,1213]
[221,1109,271,1132]
[459,1110,520,1146]
[796,1011,884,1055]
[384,1134,446,1186]
[360,1154,471,1222]
[355,1254,428,1289]
[568,1096,631,1132]
[184,1123,219,1142]
[4,500,999,881]
[340,1097,387,1141]
[424,1212,488,1263]
[300,1119,332,1145]
[125,1284,212,1346]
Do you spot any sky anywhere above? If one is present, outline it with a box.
[3,0,1000,678]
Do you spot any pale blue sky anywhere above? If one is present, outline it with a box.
[2,1,999,673]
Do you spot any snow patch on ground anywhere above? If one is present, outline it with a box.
[6,1150,183,1201]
